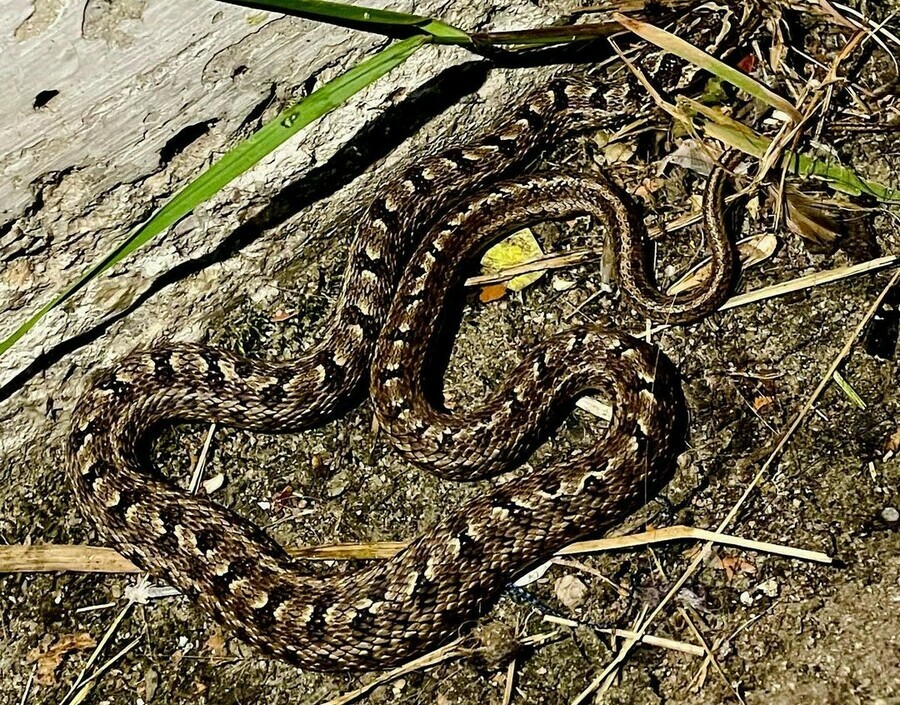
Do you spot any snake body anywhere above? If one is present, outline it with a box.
[67,5,750,671]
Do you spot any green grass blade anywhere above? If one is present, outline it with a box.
[221,0,470,43]
[832,370,867,409]
[698,122,900,202]
[224,0,429,25]
[672,97,900,202]
[0,34,427,358]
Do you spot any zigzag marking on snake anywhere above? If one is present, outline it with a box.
[67,3,753,670]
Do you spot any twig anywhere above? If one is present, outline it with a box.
[18,664,36,705]
[679,607,744,703]
[322,636,469,705]
[690,603,777,692]
[556,525,831,563]
[188,423,217,494]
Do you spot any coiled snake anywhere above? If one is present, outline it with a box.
[67,4,750,671]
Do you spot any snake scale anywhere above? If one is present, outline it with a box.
[67,3,752,671]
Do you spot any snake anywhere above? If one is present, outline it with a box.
[66,3,752,671]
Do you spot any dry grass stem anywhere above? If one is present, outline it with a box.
[555,525,832,563]
[733,248,895,302]
[643,255,900,336]
[66,638,141,705]
[613,12,802,120]
[0,545,139,573]
[188,423,217,494]
[289,541,409,560]
[323,636,470,705]
[678,607,744,703]
[325,631,562,705]
[543,615,705,656]
[502,659,517,705]
[551,557,627,594]
[18,665,35,705]
[1,524,828,575]
[58,602,134,705]
[690,603,777,692]
[647,548,744,701]
[591,607,648,699]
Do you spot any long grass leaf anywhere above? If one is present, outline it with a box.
[679,99,900,201]
[221,0,470,43]
[0,35,427,357]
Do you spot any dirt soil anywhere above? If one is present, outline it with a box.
[2,2,899,705]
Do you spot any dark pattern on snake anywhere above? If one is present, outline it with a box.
[67,4,753,670]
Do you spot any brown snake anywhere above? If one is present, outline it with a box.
[67,4,752,671]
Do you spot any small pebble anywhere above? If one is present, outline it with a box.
[757,577,779,598]
[555,574,589,611]
[326,469,351,497]
[881,506,899,523]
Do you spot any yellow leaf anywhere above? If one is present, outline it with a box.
[480,228,545,293]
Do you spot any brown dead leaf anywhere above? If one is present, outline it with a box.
[752,394,774,412]
[668,234,778,296]
[715,554,758,581]
[783,186,843,254]
[205,628,228,657]
[885,427,900,454]
[478,283,508,303]
[26,632,97,685]
[271,308,297,322]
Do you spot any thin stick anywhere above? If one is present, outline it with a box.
[678,607,745,704]
[717,269,899,531]
[555,525,832,563]
[720,255,899,311]
[641,255,899,336]
[18,664,36,705]
[323,636,469,705]
[594,607,647,698]
[551,557,627,595]
[690,603,777,692]
[66,638,142,705]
